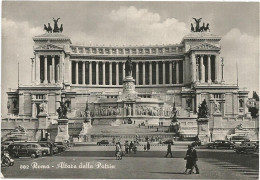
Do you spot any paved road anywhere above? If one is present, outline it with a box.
[1,145,258,179]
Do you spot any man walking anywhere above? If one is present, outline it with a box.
[189,146,199,174]
[165,142,173,158]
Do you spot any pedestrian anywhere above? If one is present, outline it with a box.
[133,141,137,154]
[184,145,192,174]
[115,142,122,160]
[189,146,199,174]
[165,142,173,158]
[147,141,150,151]
[144,145,147,151]
[125,141,129,154]
[130,141,134,152]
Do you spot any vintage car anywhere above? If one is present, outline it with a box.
[235,141,256,154]
[162,139,175,145]
[54,142,67,152]
[206,140,234,149]
[97,140,109,146]
[8,143,42,158]
[38,143,50,156]
[191,140,202,147]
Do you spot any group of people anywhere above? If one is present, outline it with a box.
[124,141,137,154]
[115,141,139,160]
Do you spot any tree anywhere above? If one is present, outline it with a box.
[198,99,209,118]
[253,91,259,101]
[249,107,259,118]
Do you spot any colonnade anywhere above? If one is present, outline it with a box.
[31,54,64,84]
[71,60,183,85]
[191,53,221,83]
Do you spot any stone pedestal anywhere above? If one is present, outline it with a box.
[79,120,92,142]
[197,118,210,143]
[122,76,136,100]
[38,113,48,140]
[55,118,69,142]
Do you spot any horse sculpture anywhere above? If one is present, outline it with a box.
[125,56,133,77]
[191,18,210,33]
[44,24,52,33]
[200,23,206,32]
[60,24,63,33]
[47,23,53,33]
[191,23,195,32]
[204,23,210,32]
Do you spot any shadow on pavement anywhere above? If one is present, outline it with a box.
[150,172,187,175]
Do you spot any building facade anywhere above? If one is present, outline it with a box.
[3,30,258,142]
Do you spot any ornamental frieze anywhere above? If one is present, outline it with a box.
[70,55,184,60]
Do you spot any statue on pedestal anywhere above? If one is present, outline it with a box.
[125,56,133,77]
[56,101,68,119]
[214,100,221,113]
[39,102,47,114]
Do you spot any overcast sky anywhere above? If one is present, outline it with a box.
[1,1,259,116]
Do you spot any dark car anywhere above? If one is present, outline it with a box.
[207,140,234,149]
[192,140,201,147]
[8,143,42,158]
[162,139,175,145]
[54,142,67,152]
[52,144,59,154]
[97,140,109,146]
[235,141,256,154]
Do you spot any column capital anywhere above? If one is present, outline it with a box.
[51,55,55,58]
[162,61,165,64]
[149,61,152,64]
[43,55,48,58]
[109,61,112,64]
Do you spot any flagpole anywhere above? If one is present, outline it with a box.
[18,61,20,88]
[236,61,238,87]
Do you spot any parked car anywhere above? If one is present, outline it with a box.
[54,142,67,152]
[97,140,109,146]
[235,141,256,154]
[162,139,175,145]
[52,144,59,154]
[191,140,202,147]
[206,140,234,149]
[8,143,42,158]
[38,143,50,156]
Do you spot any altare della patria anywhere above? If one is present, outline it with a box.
[2,18,258,143]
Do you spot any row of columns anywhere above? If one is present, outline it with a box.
[72,60,181,85]
[32,54,63,84]
[191,53,221,83]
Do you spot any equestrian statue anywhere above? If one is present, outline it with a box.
[44,18,63,33]
[125,56,133,77]
[191,18,210,32]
